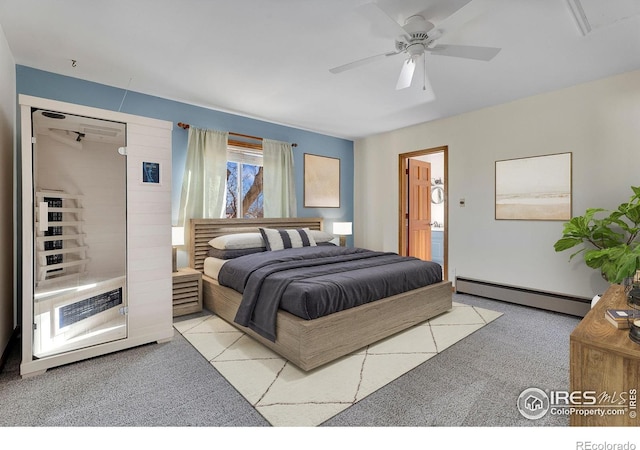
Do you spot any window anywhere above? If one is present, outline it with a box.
[226,147,263,218]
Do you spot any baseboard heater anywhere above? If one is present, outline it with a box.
[455,277,591,317]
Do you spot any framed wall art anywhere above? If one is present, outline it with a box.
[495,152,572,221]
[142,161,160,184]
[304,153,340,208]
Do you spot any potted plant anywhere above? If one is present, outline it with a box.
[554,186,640,284]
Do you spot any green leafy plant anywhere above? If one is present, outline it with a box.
[554,186,640,284]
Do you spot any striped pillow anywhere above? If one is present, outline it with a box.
[259,227,317,251]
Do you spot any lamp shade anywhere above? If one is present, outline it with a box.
[172,226,185,246]
[333,222,352,236]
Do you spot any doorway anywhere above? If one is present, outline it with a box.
[398,146,448,280]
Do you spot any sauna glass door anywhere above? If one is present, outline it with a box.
[30,109,128,358]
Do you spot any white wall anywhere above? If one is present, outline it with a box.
[355,70,640,299]
[0,24,15,359]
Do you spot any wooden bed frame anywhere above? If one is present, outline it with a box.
[189,217,453,371]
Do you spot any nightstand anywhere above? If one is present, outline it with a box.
[172,267,203,317]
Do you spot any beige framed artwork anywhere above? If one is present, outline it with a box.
[495,152,572,220]
[304,153,340,208]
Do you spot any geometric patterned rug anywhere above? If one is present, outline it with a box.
[173,302,502,426]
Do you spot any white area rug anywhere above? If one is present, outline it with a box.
[174,302,502,426]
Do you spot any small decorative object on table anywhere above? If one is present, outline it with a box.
[628,286,640,309]
[604,308,639,329]
[629,318,640,344]
[627,286,640,344]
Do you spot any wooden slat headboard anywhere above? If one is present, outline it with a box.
[189,217,324,273]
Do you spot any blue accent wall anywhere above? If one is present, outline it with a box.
[16,66,354,244]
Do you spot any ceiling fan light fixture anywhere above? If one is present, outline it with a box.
[406,42,425,57]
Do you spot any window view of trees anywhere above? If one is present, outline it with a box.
[226,161,263,218]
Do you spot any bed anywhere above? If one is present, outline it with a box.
[189,217,452,371]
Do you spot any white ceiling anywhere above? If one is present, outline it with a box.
[1,0,639,140]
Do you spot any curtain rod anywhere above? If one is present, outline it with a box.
[177,122,297,147]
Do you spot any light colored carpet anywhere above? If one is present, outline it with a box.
[174,301,502,426]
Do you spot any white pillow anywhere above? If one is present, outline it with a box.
[259,227,317,251]
[209,232,265,250]
[309,229,335,243]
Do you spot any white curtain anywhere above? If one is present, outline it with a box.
[263,138,297,217]
[177,127,228,244]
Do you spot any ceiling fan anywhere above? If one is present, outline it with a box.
[329,2,501,92]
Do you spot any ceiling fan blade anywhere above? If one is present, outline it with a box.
[329,50,400,74]
[396,57,416,90]
[435,0,502,32]
[356,2,410,39]
[414,0,473,25]
[427,44,500,61]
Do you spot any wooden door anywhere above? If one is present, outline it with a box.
[408,158,432,260]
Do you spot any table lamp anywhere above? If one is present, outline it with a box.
[172,226,185,272]
[333,222,352,247]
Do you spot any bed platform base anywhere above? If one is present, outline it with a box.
[203,275,452,371]
[190,218,453,371]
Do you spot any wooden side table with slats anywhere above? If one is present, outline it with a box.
[172,267,202,317]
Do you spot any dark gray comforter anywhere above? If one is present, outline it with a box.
[217,246,442,342]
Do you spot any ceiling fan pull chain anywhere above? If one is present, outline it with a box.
[423,54,427,91]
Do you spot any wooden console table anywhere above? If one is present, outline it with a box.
[570,284,640,426]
